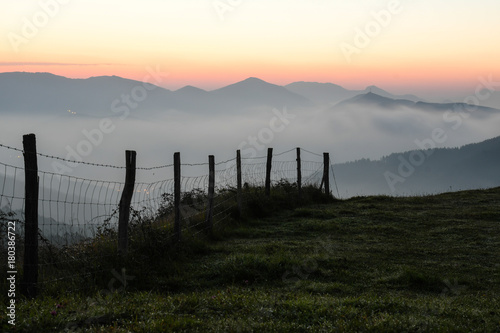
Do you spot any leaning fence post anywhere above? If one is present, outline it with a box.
[21,133,38,298]
[174,152,181,243]
[297,147,302,199]
[205,155,215,233]
[323,152,330,195]
[118,150,136,256]
[265,148,273,196]
[236,150,243,218]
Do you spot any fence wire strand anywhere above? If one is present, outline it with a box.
[1,144,332,294]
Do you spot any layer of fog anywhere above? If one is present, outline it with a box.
[2,103,500,184]
[2,102,500,242]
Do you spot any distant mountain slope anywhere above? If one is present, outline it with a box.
[285,81,423,106]
[211,77,313,109]
[333,135,500,197]
[172,85,228,113]
[364,85,422,102]
[2,72,494,119]
[334,92,415,109]
[0,73,313,116]
[0,72,174,117]
[331,92,500,114]
[284,81,355,106]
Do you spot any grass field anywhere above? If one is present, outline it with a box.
[3,187,500,332]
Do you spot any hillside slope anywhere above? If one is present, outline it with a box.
[334,135,500,196]
[8,187,500,331]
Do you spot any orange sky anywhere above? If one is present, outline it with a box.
[1,0,499,99]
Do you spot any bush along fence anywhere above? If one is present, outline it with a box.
[0,134,338,298]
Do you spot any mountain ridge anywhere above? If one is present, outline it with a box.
[332,91,500,114]
[1,72,498,117]
[334,134,500,196]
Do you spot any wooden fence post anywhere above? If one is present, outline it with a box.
[236,150,243,218]
[118,150,136,256]
[265,148,273,196]
[205,155,215,233]
[297,147,302,199]
[21,133,38,298]
[323,152,330,195]
[174,152,181,243]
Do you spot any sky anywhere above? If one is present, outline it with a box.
[1,0,500,100]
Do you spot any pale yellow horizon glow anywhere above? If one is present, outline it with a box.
[1,0,499,99]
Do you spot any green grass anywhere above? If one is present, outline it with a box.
[2,187,500,332]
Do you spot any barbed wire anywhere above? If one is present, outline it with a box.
[181,162,208,167]
[137,164,174,170]
[215,157,236,166]
[1,142,325,171]
[240,148,321,160]
[0,143,334,296]
[302,148,323,157]
[274,147,296,157]
[273,148,297,157]
[0,143,23,153]
[0,142,173,170]
[36,153,127,169]
[241,155,267,160]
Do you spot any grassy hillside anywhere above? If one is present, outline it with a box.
[3,187,500,332]
[334,136,500,196]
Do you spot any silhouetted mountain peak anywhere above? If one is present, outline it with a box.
[332,92,418,110]
[85,75,158,85]
[218,77,276,90]
[342,92,394,104]
[363,85,423,102]
[364,85,390,96]
[0,71,68,81]
[364,85,379,91]
[3,71,56,77]
[240,76,270,84]
[243,77,266,83]
[176,85,207,94]
[211,76,313,107]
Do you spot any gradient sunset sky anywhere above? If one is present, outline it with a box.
[1,0,499,99]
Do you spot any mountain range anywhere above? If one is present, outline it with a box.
[332,92,499,114]
[3,72,498,117]
[285,81,422,106]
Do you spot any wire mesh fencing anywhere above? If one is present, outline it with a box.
[0,137,338,296]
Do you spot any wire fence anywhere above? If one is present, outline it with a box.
[0,138,338,296]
